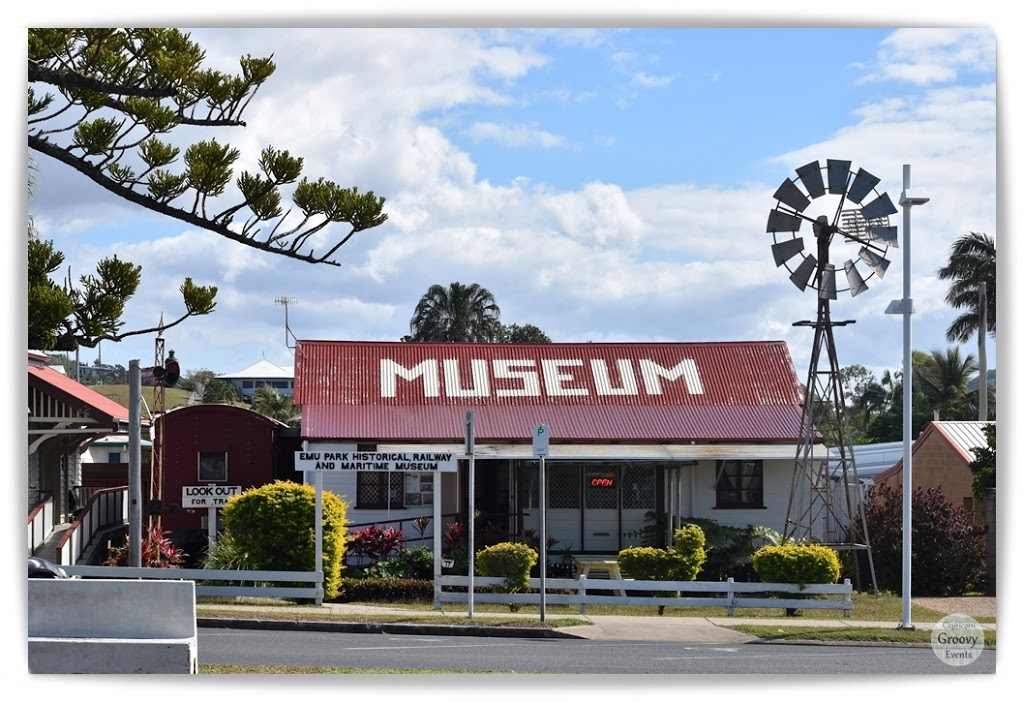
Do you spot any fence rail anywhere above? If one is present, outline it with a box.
[436,575,853,617]
[56,487,128,566]
[57,566,851,617]
[61,564,324,602]
[27,492,55,555]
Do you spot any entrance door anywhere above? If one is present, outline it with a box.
[582,466,619,552]
[546,464,581,553]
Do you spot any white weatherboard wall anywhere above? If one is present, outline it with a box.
[302,442,438,534]
[28,578,197,674]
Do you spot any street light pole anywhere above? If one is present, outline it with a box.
[888,164,928,630]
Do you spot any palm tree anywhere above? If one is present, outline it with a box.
[252,385,298,425]
[914,347,978,420]
[937,232,996,343]
[409,282,502,342]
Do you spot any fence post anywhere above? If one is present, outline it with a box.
[579,573,587,615]
[843,578,852,619]
[726,577,735,617]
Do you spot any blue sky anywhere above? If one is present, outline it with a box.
[12,17,1006,397]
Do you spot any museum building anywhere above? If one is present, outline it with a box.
[292,340,822,553]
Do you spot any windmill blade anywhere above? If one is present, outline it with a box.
[790,254,817,291]
[818,264,838,300]
[860,192,898,221]
[772,238,805,267]
[846,168,881,204]
[867,225,898,247]
[827,159,853,195]
[773,178,811,212]
[844,259,869,297]
[858,247,891,278]
[767,210,803,233]
[796,161,825,198]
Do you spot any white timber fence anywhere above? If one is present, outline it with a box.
[63,564,324,602]
[435,575,854,617]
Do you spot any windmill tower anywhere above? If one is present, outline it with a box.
[766,159,895,592]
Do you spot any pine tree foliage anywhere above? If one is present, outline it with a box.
[28,28,388,266]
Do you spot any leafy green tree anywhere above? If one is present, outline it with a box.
[408,282,502,342]
[28,28,387,266]
[202,378,242,404]
[251,385,298,425]
[937,232,996,343]
[221,481,348,599]
[499,323,552,343]
[969,423,996,502]
[179,368,217,395]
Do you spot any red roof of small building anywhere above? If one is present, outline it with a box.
[28,363,133,426]
[295,340,807,443]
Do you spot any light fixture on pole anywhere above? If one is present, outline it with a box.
[886,164,928,630]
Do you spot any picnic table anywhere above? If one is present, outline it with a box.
[572,555,627,597]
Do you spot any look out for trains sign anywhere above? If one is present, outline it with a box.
[294,450,459,472]
[182,484,242,507]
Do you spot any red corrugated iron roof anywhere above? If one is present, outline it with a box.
[295,341,807,443]
[28,364,133,425]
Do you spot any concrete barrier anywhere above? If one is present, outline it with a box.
[28,578,197,674]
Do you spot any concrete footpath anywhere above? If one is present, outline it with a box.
[197,598,996,644]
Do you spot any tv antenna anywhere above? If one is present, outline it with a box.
[275,296,298,352]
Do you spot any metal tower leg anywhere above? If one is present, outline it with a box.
[784,297,878,594]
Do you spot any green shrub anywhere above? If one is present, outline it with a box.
[618,524,707,582]
[476,541,538,594]
[752,543,841,588]
[221,480,348,599]
[375,545,434,580]
[617,525,706,614]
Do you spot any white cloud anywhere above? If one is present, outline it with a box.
[466,121,573,149]
[859,28,996,86]
[633,71,675,88]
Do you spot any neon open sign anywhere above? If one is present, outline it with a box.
[590,476,615,488]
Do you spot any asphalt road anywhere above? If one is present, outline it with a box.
[197,626,996,675]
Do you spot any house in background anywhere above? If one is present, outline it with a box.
[217,359,294,402]
[874,420,993,523]
[82,434,152,465]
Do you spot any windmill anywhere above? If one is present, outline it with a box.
[767,159,894,592]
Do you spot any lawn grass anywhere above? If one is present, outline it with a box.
[89,383,194,409]
[198,591,994,627]
[729,624,996,647]
[322,591,993,623]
